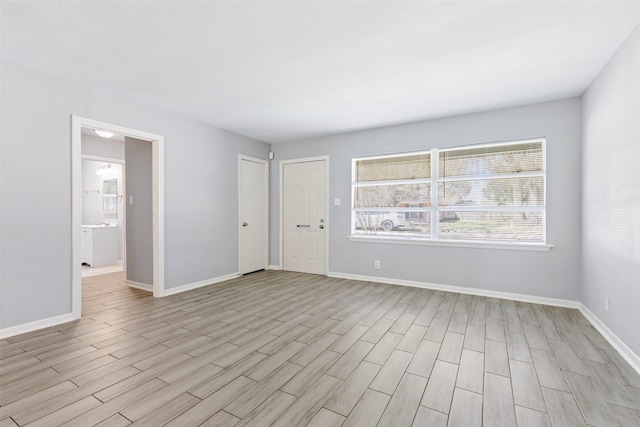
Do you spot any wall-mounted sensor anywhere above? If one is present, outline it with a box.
[268,151,274,160]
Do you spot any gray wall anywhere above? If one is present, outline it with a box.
[125,137,153,285]
[81,133,125,159]
[271,98,583,301]
[0,61,270,329]
[581,26,640,356]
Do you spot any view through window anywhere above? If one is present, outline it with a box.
[352,138,546,243]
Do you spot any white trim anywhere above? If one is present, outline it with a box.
[72,117,83,318]
[267,265,282,270]
[579,303,640,375]
[153,131,165,298]
[430,148,438,238]
[327,271,580,309]
[437,171,544,183]
[121,166,128,272]
[351,206,545,213]
[238,155,269,275]
[163,273,240,296]
[126,280,153,292]
[279,155,330,275]
[81,154,125,164]
[72,115,165,318]
[0,313,75,339]
[354,173,544,187]
[347,235,553,252]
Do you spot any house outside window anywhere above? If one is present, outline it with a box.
[351,138,546,244]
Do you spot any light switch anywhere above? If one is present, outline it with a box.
[334,198,341,206]
[129,196,134,205]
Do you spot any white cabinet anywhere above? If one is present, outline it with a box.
[81,226,118,267]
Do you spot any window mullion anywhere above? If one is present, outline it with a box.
[354,178,431,187]
[436,171,544,182]
[430,148,438,240]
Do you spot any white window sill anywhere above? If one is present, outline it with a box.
[347,235,553,252]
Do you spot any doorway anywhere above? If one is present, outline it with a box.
[71,116,165,319]
[280,157,328,275]
[238,156,268,274]
[80,155,125,278]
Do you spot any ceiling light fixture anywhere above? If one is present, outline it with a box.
[95,129,114,138]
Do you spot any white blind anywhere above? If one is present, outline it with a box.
[439,141,543,178]
[356,152,430,182]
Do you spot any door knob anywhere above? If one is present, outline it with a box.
[243,222,248,227]
[319,224,324,229]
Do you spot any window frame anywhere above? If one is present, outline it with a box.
[349,138,552,251]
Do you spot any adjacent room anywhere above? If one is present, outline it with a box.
[1,1,639,426]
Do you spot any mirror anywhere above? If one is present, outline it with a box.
[102,179,117,216]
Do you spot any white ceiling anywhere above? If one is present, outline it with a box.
[2,1,639,143]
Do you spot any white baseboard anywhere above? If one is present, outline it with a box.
[579,303,640,375]
[163,272,240,296]
[327,271,580,309]
[126,280,153,292]
[0,313,75,339]
[267,265,282,270]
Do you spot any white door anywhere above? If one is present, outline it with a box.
[239,157,268,274]
[283,160,326,274]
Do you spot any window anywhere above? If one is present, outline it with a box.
[351,138,546,245]
[353,152,432,235]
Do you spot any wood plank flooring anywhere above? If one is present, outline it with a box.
[1,270,639,426]
[82,263,124,278]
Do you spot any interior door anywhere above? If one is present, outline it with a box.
[283,160,326,274]
[240,157,268,274]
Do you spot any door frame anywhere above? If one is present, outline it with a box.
[238,155,269,274]
[71,115,165,320]
[279,155,329,274]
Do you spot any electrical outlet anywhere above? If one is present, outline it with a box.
[374,260,380,269]
[605,297,609,312]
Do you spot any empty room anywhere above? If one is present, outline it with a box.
[1,1,639,426]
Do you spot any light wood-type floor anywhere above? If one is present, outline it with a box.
[1,270,639,426]
[82,263,124,278]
